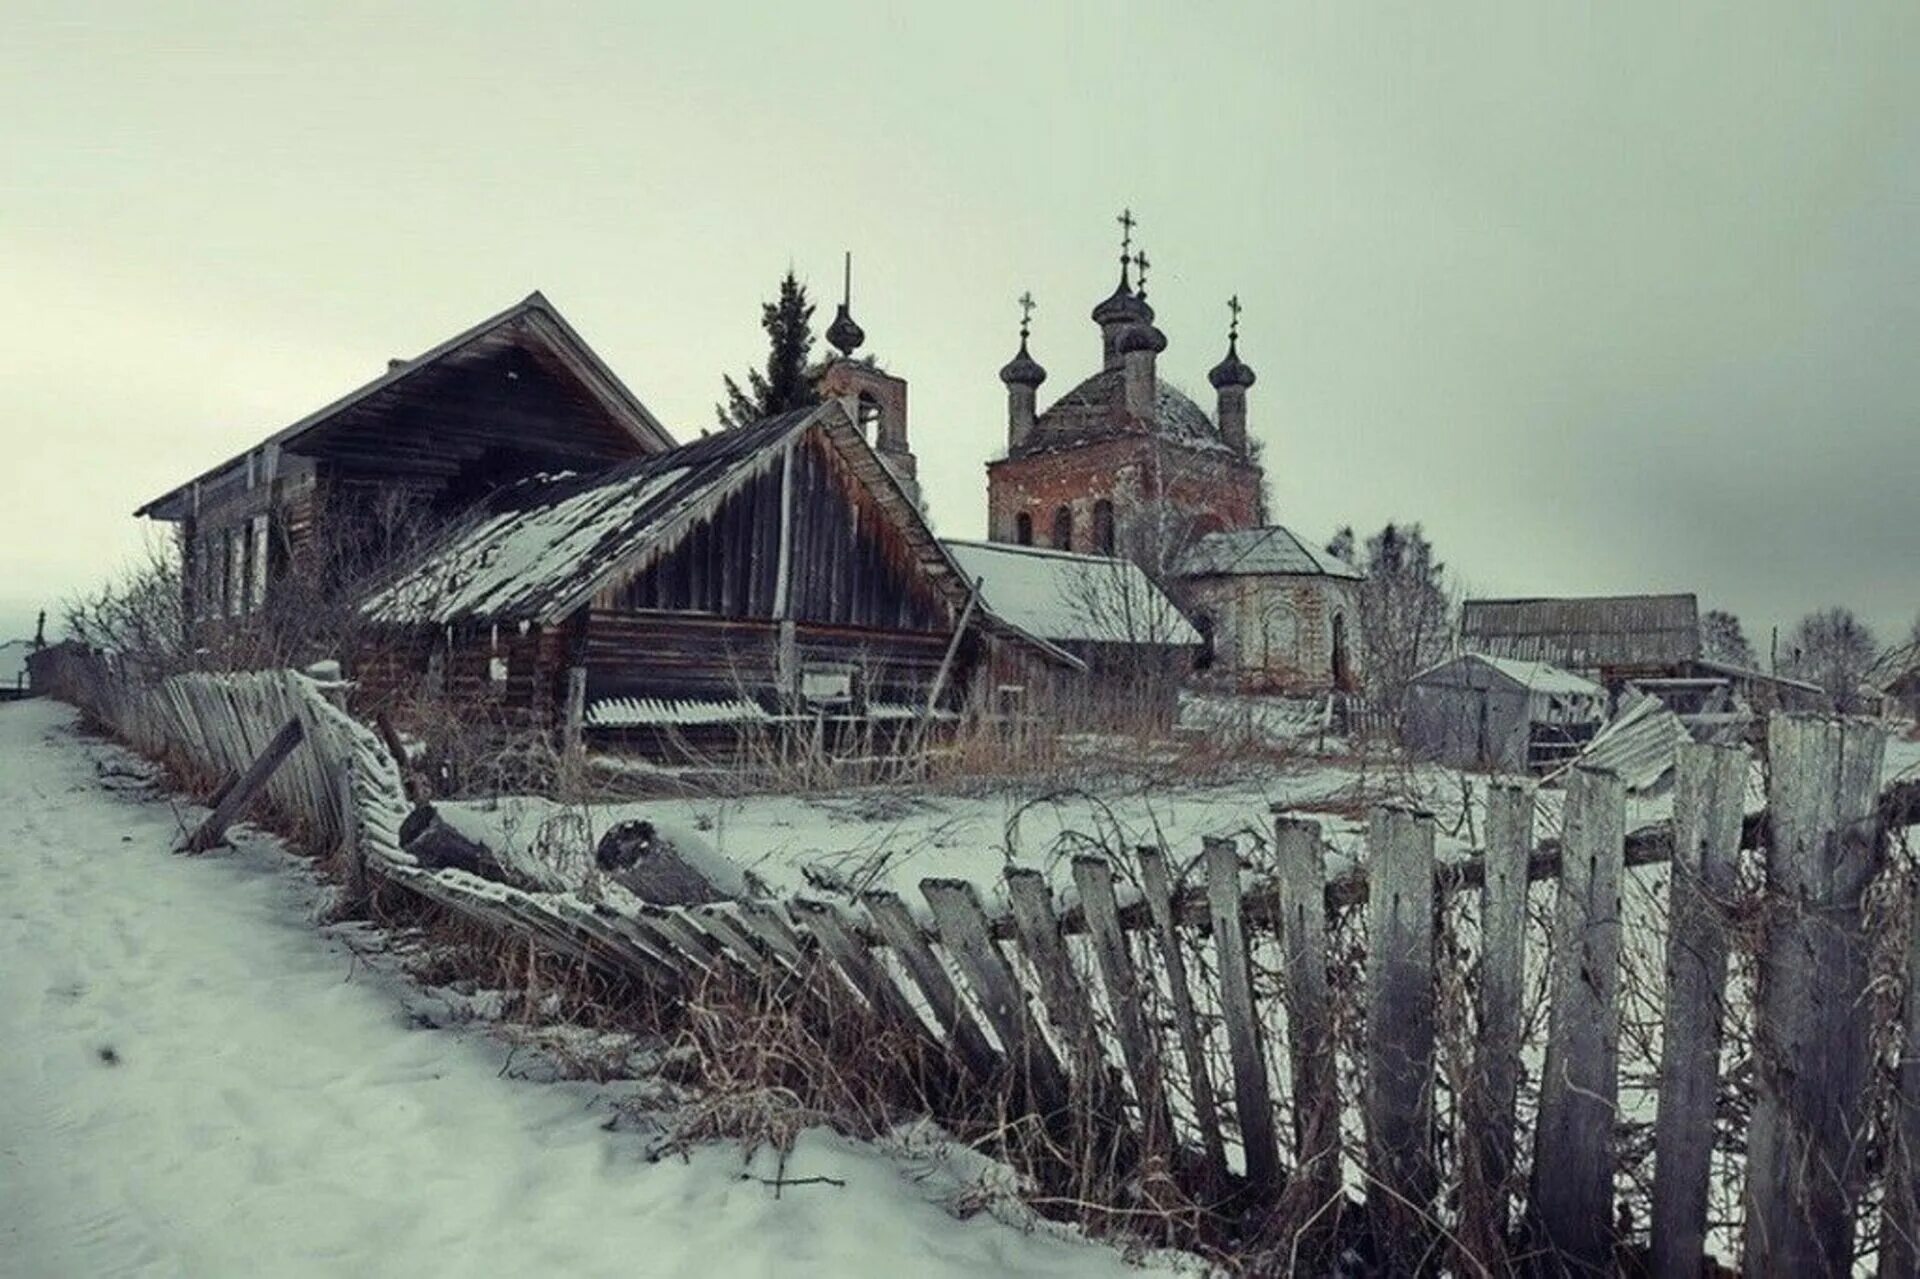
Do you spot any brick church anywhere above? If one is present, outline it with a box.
[984,216,1363,694]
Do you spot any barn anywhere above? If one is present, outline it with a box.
[357,401,1072,761]
[1459,593,1700,690]
[1405,653,1607,773]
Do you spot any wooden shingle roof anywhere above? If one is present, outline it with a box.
[1460,594,1701,670]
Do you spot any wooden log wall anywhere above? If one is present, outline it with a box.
[38,657,1920,1279]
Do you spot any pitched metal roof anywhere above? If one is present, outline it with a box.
[1461,594,1700,669]
[137,292,675,519]
[1411,653,1606,699]
[1177,526,1365,580]
[941,540,1200,646]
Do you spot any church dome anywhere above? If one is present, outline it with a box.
[999,338,1047,388]
[1090,281,1150,328]
[1013,368,1231,459]
[825,303,865,357]
[1208,339,1256,389]
[1117,321,1168,355]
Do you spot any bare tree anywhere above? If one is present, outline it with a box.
[1700,608,1756,667]
[1330,522,1454,724]
[1782,606,1879,713]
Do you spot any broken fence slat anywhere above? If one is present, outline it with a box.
[1744,714,1888,1279]
[1463,779,1533,1262]
[1272,813,1340,1216]
[1528,765,1628,1274]
[1649,742,1748,1279]
[1071,855,1175,1155]
[1364,804,1438,1266]
[1003,869,1104,1078]
[181,715,306,854]
[919,878,1070,1118]
[862,890,1002,1085]
[1138,844,1229,1193]
[1204,834,1281,1199]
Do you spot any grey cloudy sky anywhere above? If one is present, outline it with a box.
[2,1,1914,650]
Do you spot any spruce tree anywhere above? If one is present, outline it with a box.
[715,270,821,429]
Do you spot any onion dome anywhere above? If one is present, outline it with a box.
[1091,279,1150,328]
[826,303,864,357]
[1117,321,1168,355]
[1208,338,1256,389]
[826,251,865,357]
[999,336,1046,387]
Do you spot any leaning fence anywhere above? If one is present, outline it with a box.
[33,649,1920,1276]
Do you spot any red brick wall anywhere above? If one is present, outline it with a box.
[986,437,1262,555]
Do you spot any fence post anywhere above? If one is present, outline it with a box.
[1528,765,1627,1274]
[1744,714,1888,1278]
[1883,863,1920,1279]
[1463,778,1534,1262]
[1204,834,1281,1200]
[1364,803,1437,1265]
[1272,812,1341,1218]
[1649,742,1749,1279]
[1071,855,1174,1154]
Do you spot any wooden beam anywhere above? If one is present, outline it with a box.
[180,716,306,853]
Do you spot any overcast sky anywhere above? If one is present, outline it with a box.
[2,2,1914,652]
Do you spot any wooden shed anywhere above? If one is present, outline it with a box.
[1405,653,1607,773]
[355,401,1072,760]
[1460,593,1700,689]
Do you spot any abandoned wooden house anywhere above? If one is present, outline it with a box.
[356,401,1075,759]
[135,292,675,628]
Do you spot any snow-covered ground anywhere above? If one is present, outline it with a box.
[0,699,1189,1279]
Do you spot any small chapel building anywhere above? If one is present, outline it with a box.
[983,218,1364,695]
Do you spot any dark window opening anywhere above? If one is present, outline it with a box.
[1092,499,1116,555]
[1052,505,1073,551]
[1014,512,1033,546]
[1332,612,1351,690]
[1192,611,1216,671]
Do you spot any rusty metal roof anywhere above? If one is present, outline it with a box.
[1461,593,1700,670]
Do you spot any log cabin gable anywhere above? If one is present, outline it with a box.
[590,424,951,632]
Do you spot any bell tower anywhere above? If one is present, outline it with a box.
[814,253,920,508]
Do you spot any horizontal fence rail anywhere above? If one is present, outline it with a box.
[31,648,1920,1277]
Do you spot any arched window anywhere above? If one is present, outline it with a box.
[1051,505,1073,551]
[1014,512,1033,546]
[855,392,883,442]
[1092,499,1115,555]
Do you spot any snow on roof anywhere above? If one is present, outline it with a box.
[940,540,1200,647]
[0,640,32,688]
[362,409,820,626]
[1177,526,1364,580]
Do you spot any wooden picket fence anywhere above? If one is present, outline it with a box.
[34,651,1920,1277]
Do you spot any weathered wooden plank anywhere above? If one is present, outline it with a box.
[1463,779,1533,1258]
[1071,855,1174,1151]
[1364,804,1438,1258]
[1204,835,1280,1197]
[1272,814,1340,1214]
[1003,869,1104,1078]
[1528,765,1628,1273]
[790,898,922,1030]
[1745,714,1887,1278]
[1649,742,1748,1279]
[863,890,1001,1084]
[920,878,1069,1117]
[1138,845,1229,1191]
[180,716,306,853]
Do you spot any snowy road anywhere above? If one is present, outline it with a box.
[0,701,1175,1279]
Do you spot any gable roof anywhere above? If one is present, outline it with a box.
[940,540,1200,646]
[137,292,675,520]
[361,404,1079,675]
[1461,593,1700,670]
[1178,526,1365,580]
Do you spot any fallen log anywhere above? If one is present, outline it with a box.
[399,805,521,886]
[596,819,747,906]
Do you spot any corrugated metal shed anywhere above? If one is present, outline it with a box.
[1178,526,1364,579]
[1460,593,1700,671]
